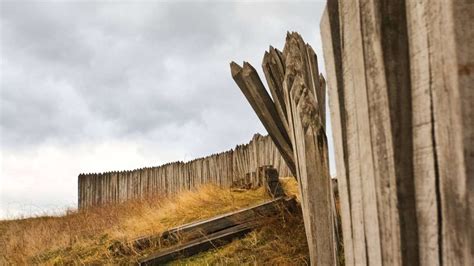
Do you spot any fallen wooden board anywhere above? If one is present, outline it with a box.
[138,222,256,265]
[112,197,297,255]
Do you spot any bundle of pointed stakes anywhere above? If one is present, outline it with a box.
[230,32,338,265]
[230,32,327,179]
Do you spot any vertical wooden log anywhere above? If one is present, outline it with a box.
[403,1,441,265]
[282,33,338,266]
[289,74,336,266]
[90,174,94,207]
[95,174,99,206]
[104,173,109,204]
[262,49,290,133]
[368,0,419,263]
[83,174,87,208]
[331,2,365,264]
[87,174,91,208]
[427,1,473,264]
[78,174,83,209]
[119,171,125,202]
[91,174,96,206]
[339,1,387,263]
[127,171,132,201]
[321,4,354,264]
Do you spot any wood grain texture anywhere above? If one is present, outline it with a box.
[337,1,368,264]
[282,33,337,265]
[405,1,440,264]
[358,0,421,263]
[262,50,289,133]
[321,4,354,265]
[293,78,336,265]
[428,1,473,264]
[343,1,387,264]
[231,62,296,176]
[322,0,472,264]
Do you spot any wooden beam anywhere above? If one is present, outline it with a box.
[138,222,255,265]
[241,62,293,159]
[262,51,289,133]
[230,62,296,176]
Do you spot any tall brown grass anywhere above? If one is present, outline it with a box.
[0,178,307,264]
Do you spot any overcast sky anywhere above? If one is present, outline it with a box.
[0,0,331,219]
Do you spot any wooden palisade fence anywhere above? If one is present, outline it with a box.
[78,134,291,209]
[77,0,472,264]
[230,32,338,265]
[321,0,473,265]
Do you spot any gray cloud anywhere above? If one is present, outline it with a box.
[1,1,325,149]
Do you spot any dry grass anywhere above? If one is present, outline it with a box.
[0,178,308,265]
[172,177,309,265]
[280,177,301,201]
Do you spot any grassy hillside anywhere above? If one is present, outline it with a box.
[0,178,308,265]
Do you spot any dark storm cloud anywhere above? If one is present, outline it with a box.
[0,1,325,152]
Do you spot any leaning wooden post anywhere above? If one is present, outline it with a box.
[230,62,296,177]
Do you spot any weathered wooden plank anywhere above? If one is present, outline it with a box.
[279,32,337,265]
[343,0,385,263]
[357,0,418,264]
[371,0,419,263]
[305,44,325,128]
[281,37,302,185]
[291,76,336,265]
[262,51,289,133]
[230,62,296,176]
[138,222,255,266]
[318,73,326,129]
[321,4,354,265]
[78,174,83,209]
[116,197,296,255]
[404,1,440,264]
[427,1,473,264]
[337,1,368,264]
